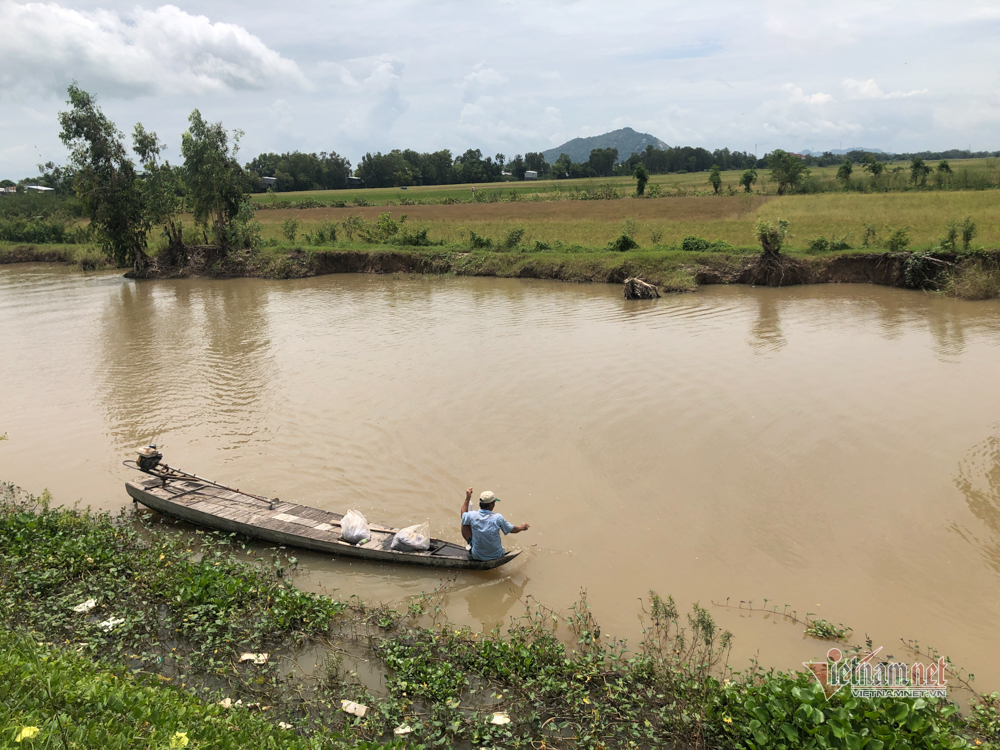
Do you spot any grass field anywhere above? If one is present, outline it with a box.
[251,188,1000,251]
[251,157,1000,209]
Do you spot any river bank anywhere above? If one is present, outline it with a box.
[2,482,996,749]
[4,242,1000,298]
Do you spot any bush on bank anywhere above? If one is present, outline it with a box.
[1,482,999,748]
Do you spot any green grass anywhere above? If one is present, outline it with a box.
[247,189,1000,251]
[0,631,399,749]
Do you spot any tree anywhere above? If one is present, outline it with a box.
[524,152,549,175]
[509,154,526,180]
[767,149,809,195]
[936,159,952,174]
[588,147,618,178]
[837,159,853,183]
[708,164,722,194]
[862,154,885,179]
[181,109,253,247]
[132,123,183,251]
[553,152,573,179]
[740,169,757,193]
[910,157,931,186]
[58,85,150,274]
[633,164,649,196]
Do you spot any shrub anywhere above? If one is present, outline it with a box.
[341,214,364,241]
[940,222,959,251]
[961,217,977,251]
[808,236,851,252]
[754,218,788,257]
[281,217,299,243]
[396,228,434,246]
[468,230,493,249]
[682,236,711,252]
[313,221,337,245]
[886,228,910,252]
[0,217,72,244]
[608,234,639,252]
[503,227,525,249]
[533,241,551,251]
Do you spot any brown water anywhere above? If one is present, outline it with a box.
[3,264,1000,686]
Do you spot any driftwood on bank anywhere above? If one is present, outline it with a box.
[623,277,660,300]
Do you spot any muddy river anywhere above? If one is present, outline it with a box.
[3,264,1000,686]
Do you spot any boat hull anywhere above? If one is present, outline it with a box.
[125,475,519,571]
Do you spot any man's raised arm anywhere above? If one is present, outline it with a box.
[460,486,473,542]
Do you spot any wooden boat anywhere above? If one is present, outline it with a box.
[123,451,520,570]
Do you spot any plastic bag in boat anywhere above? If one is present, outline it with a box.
[340,509,370,544]
[391,522,431,551]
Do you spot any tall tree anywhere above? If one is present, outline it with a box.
[836,159,853,183]
[708,164,722,194]
[524,152,549,175]
[633,164,649,196]
[181,110,251,247]
[862,154,885,179]
[588,147,618,178]
[58,85,150,274]
[767,149,809,195]
[910,157,931,186]
[133,124,183,252]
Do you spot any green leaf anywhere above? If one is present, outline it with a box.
[887,702,909,723]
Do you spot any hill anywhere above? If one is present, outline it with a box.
[541,127,667,165]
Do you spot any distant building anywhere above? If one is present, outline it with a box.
[25,185,55,192]
[261,176,278,189]
[347,176,365,189]
[524,170,538,180]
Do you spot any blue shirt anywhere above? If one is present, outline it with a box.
[462,508,514,561]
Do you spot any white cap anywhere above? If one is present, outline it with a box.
[479,491,499,504]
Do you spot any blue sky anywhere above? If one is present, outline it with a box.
[2,0,999,178]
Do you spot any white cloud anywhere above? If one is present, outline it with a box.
[842,78,929,100]
[783,84,834,105]
[317,55,409,143]
[0,2,308,97]
[461,63,508,102]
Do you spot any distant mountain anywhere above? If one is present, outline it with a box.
[800,147,885,156]
[541,127,667,165]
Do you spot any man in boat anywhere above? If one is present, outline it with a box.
[460,487,529,561]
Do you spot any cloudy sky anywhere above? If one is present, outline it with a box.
[2,0,999,179]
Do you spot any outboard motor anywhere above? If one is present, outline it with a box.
[136,444,162,473]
